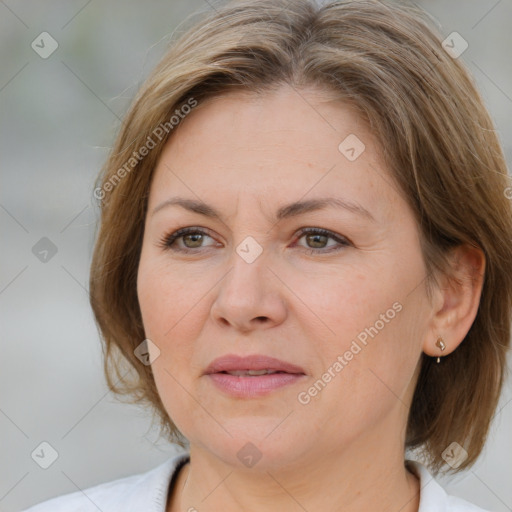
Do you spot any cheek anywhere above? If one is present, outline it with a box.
[302,302,424,444]
[137,259,204,432]
[137,255,210,399]
[292,256,425,395]
[280,261,387,349]
[137,255,204,340]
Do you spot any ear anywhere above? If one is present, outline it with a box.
[423,244,485,359]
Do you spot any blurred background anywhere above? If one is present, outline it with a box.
[1,1,511,510]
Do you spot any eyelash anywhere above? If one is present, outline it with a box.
[157,227,352,255]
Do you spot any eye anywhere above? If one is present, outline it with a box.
[158,227,218,252]
[158,226,352,254]
[294,227,351,254]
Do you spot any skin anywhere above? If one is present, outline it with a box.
[136,84,485,512]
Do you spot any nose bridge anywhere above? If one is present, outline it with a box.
[223,239,268,304]
[211,238,286,330]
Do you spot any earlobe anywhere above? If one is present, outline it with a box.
[423,244,486,361]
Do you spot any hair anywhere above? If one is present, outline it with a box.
[89,0,512,475]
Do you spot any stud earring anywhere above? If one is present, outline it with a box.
[435,337,446,363]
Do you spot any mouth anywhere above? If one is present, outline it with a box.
[204,354,306,398]
[218,369,289,376]
[204,354,306,376]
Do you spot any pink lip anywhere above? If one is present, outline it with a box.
[203,354,306,375]
[204,354,306,398]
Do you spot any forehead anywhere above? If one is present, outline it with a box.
[148,85,403,224]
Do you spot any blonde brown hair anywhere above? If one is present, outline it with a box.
[89,0,512,474]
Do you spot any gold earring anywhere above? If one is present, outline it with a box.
[435,337,446,363]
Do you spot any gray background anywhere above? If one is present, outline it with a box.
[1,1,511,511]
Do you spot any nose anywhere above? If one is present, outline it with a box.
[210,249,287,333]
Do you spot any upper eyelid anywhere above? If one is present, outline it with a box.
[170,226,343,239]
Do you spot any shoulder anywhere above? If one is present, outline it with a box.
[21,451,190,512]
[406,460,492,512]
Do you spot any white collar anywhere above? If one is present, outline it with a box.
[26,451,489,511]
[406,459,489,511]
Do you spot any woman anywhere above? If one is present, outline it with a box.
[24,0,512,511]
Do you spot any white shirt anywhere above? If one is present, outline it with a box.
[22,451,491,511]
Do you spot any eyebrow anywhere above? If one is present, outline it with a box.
[151,196,376,223]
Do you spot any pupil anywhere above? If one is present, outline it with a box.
[185,234,202,247]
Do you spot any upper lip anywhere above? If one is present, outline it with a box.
[204,354,306,375]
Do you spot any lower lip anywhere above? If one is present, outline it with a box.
[207,372,305,397]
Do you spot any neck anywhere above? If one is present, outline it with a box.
[167,422,421,512]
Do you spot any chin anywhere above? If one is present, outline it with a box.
[190,420,313,471]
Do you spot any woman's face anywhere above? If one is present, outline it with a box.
[137,85,432,470]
